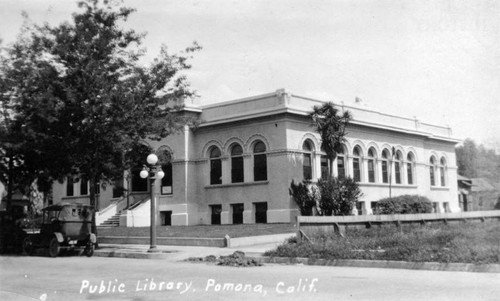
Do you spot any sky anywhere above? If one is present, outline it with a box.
[1,0,499,150]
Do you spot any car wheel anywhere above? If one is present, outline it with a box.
[22,237,34,256]
[84,241,94,257]
[48,237,60,258]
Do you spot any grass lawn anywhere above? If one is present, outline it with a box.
[264,221,500,264]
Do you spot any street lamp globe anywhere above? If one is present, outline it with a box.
[157,170,165,179]
[139,169,149,179]
[147,153,158,165]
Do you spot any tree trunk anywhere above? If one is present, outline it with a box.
[329,153,337,178]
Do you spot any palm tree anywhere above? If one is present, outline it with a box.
[309,102,352,177]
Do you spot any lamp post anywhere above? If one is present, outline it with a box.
[140,153,164,253]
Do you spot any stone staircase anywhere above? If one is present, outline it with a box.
[99,212,121,227]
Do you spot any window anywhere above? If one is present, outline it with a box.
[320,155,329,179]
[407,152,415,185]
[440,157,447,187]
[160,211,172,226]
[430,156,437,186]
[352,146,362,182]
[253,141,267,181]
[210,205,222,225]
[66,177,74,196]
[254,202,268,224]
[381,149,390,183]
[337,146,346,180]
[394,151,402,184]
[303,141,313,180]
[231,144,244,183]
[367,148,376,183]
[231,203,244,224]
[158,149,173,195]
[209,147,222,185]
[80,178,88,195]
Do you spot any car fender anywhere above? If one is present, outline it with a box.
[54,232,64,243]
[89,233,97,243]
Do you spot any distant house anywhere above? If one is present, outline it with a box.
[51,89,461,226]
[471,178,500,211]
[457,175,473,211]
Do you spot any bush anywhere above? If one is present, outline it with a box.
[375,195,432,214]
[316,177,362,216]
[289,180,317,216]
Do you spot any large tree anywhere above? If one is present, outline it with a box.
[0,0,200,214]
[309,102,352,177]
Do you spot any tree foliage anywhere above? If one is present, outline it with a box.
[289,180,317,216]
[374,195,433,215]
[456,138,500,181]
[0,0,201,209]
[309,102,352,176]
[316,177,362,216]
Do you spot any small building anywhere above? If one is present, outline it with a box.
[52,89,461,226]
[457,175,473,211]
[471,178,500,211]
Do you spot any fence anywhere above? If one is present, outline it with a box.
[297,210,500,240]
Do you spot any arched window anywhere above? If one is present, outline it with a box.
[336,146,346,180]
[352,146,362,182]
[381,149,390,183]
[429,156,437,186]
[158,148,173,195]
[440,157,447,187]
[231,144,244,183]
[394,151,403,184]
[407,152,415,185]
[302,141,313,180]
[209,147,222,185]
[367,148,376,183]
[253,141,267,181]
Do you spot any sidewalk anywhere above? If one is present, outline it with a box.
[95,241,279,261]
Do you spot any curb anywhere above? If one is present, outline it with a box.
[95,249,176,259]
[256,256,500,273]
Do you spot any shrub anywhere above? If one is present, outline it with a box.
[375,195,432,214]
[289,180,317,216]
[316,177,363,216]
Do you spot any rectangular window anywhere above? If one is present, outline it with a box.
[430,167,436,186]
[80,179,88,195]
[368,160,375,183]
[160,211,172,226]
[231,157,244,183]
[353,158,361,182]
[337,156,345,180]
[210,159,222,185]
[320,156,329,179]
[231,203,244,224]
[356,202,364,215]
[395,162,401,184]
[371,202,378,214]
[440,167,446,186]
[161,163,173,194]
[303,154,312,180]
[382,161,388,183]
[254,154,267,181]
[407,163,413,185]
[66,177,74,197]
[254,202,268,224]
[210,205,222,225]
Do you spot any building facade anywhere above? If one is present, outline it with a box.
[52,89,461,225]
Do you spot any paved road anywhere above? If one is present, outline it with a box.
[1,255,499,301]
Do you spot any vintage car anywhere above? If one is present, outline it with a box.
[22,203,96,257]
